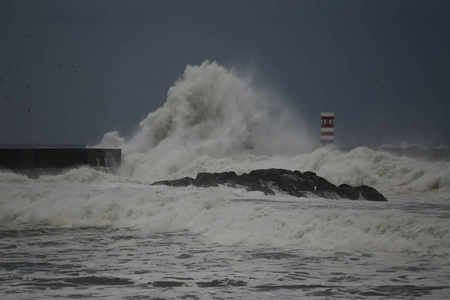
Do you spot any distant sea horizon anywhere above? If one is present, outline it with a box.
[0,143,87,149]
[1,143,449,162]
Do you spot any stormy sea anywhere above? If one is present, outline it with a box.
[1,62,449,299]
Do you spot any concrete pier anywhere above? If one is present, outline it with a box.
[0,148,121,178]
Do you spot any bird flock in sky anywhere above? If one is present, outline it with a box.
[1,33,131,120]
[1,37,93,118]
[1,60,33,117]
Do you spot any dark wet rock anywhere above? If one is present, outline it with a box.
[194,171,238,187]
[337,184,361,200]
[155,177,194,187]
[356,185,388,202]
[153,168,387,202]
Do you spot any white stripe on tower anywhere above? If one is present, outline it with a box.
[321,112,334,146]
[321,135,334,140]
[321,127,334,132]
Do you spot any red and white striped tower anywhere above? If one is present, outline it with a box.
[321,112,334,146]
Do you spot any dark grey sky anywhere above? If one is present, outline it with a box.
[1,0,449,148]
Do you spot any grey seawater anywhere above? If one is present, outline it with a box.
[1,220,449,299]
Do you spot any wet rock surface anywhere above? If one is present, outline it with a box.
[153,168,388,202]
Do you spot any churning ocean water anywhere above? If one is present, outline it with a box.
[1,62,449,299]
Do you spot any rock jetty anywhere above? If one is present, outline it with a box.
[153,168,387,202]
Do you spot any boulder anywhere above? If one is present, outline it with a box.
[152,168,387,202]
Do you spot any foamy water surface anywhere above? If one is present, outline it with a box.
[1,62,449,299]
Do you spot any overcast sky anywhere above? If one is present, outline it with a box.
[1,0,449,148]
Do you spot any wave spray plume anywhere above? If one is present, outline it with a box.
[98,61,313,179]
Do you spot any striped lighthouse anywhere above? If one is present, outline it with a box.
[321,112,334,146]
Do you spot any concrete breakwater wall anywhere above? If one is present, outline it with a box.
[0,148,121,178]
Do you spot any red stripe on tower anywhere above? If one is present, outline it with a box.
[321,112,334,146]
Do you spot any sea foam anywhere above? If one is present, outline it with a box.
[1,61,449,255]
[96,61,314,180]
